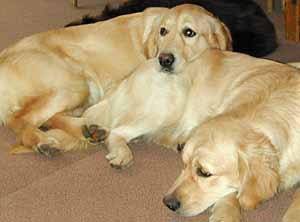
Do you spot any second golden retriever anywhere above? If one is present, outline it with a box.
[78,47,300,221]
[163,49,300,222]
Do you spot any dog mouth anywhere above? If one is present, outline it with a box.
[175,203,213,217]
[163,193,215,217]
[160,67,175,74]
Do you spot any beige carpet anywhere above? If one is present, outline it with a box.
[0,1,300,222]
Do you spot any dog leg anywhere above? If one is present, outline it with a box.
[84,123,155,169]
[9,123,65,157]
[282,188,300,222]
[105,133,133,169]
[82,126,132,169]
[8,91,89,155]
[209,193,241,222]
[37,128,99,155]
[94,122,162,169]
[44,113,88,138]
[81,101,133,168]
[45,113,109,148]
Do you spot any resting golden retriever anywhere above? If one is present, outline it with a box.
[79,48,300,219]
[81,58,198,167]
[162,49,300,222]
[2,4,231,156]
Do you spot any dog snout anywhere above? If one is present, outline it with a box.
[163,194,181,211]
[159,53,175,69]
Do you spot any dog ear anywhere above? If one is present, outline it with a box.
[206,20,232,51]
[142,8,166,59]
[143,28,159,59]
[215,21,232,51]
[237,132,279,210]
[182,143,196,164]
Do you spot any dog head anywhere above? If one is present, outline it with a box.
[163,117,279,216]
[143,4,232,74]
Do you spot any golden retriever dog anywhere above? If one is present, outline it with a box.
[2,4,231,156]
[81,58,197,168]
[77,4,232,168]
[162,49,300,222]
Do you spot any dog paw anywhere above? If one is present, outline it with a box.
[37,144,62,157]
[105,146,133,169]
[177,143,185,152]
[82,124,108,143]
[38,124,50,132]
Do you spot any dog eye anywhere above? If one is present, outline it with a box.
[183,28,197,38]
[196,166,212,178]
[160,27,169,36]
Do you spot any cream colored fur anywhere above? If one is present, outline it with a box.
[165,49,300,222]
[4,3,299,221]
[83,59,196,167]
[81,48,300,221]
[0,4,231,155]
[79,4,232,167]
[0,6,168,153]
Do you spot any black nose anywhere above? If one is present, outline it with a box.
[159,53,175,68]
[163,194,181,211]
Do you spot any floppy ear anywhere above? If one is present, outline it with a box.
[141,8,166,59]
[217,22,232,50]
[205,16,232,51]
[237,132,279,210]
[181,131,199,163]
[182,143,196,164]
[144,28,159,59]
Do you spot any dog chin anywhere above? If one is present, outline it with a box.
[176,209,201,217]
[160,67,175,74]
[176,204,213,217]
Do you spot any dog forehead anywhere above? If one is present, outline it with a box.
[173,4,214,19]
[190,138,237,162]
[172,4,207,14]
[160,6,215,32]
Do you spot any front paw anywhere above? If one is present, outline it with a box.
[105,145,133,169]
[82,124,109,143]
[37,144,62,157]
[177,143,185,152]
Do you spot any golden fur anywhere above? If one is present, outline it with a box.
[5,4,299,221]
[78,5,232,168]
[0,4,231,155]
[164,49,300,222]
[77,48,300,221]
